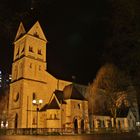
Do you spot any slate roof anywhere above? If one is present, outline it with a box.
[40,97,60,111]
[63,84,86,100]
[92,111,111,116]
[40,84,87,112]
[40,104,48,111]
[54,90,66,104]
[47,98,60,109]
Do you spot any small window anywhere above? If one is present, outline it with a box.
[54,114,57,119]
[34,32,39,38]
[32,93,36,100]
[50,114,52,119]
[30,63,32,68]
[29,46,33,52]
[78,104,81,109]
[14,92,19,102]
[38,49,42,55]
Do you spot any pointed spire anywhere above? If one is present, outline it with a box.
[15,22,26,41]
[27,21,47,41]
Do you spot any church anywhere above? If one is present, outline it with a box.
[7,21,138,133]
[8,21,89,133]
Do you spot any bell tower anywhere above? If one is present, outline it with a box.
[8,21,48,128]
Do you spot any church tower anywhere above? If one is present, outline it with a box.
[8,21,48,128]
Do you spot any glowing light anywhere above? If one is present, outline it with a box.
[136,122,140,126]
[39,99,43,104]
[32,99,43,105]
[32,100,37,104]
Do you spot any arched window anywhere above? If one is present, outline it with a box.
[78,104,81,109]
[54,114,57,119]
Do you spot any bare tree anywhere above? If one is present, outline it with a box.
[0,86,9,127]
[86,63,135,128]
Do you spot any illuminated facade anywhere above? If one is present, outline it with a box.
[8,21,89,132]
[90,108,136,132]
[8,21,137,133]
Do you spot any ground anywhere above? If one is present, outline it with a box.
[0,133,140,140]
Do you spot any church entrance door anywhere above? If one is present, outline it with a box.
[81,119,84,133]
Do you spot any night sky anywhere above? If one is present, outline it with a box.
[0,0,119,84]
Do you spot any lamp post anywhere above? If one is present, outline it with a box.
[32,99,43,130]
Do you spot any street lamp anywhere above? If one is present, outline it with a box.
[32,99,43,129]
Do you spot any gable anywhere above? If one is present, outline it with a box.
[15,22,26,41]
[27,21,47,41]
[54,90,66,104]
[47,98,60,109]
[48,92,61,107]
[40,95,60,111]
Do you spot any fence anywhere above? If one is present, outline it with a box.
[0,127,137,135]
[0,128,89,135]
